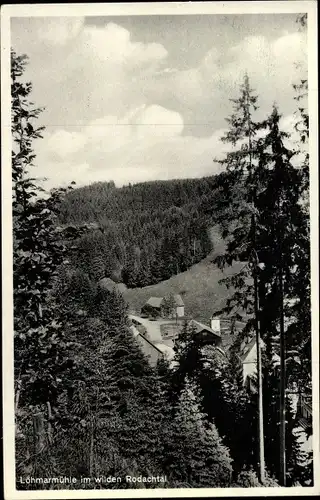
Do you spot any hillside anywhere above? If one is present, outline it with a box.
[58,177,250,327]
[123,236,246,324]
[58,176,225,288]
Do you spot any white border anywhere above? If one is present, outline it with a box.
[1,2,319,499]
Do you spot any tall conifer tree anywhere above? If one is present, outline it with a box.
[163,379,233,487]
[213,74,266,482]
[213,73,311,484]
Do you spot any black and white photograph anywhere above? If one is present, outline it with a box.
[1,1,319,498]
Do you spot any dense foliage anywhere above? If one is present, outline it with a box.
[12,49,236,490]
[211,73,311,388]
[12,35,312,492]
[206,73,311,484]
[57,177,219,287]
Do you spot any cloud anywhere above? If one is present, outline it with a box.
[33,105,302,190]
[12,19,306,129]
[33,105,227,189]
[79,22,167,67]
[11,19,169,126]
[46,130,87,157]
[12,17,307,190]
[224,31,307,86]
[35,17,84,45]
[134,105,184,139]
[150,31,307,129]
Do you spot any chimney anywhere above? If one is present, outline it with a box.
[210,317,221,335]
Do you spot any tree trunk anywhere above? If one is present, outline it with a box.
[254,268,265,484]
[251,211,265,484]
[15,385,21,412]
[46,401,53,445]
[89,417,95,477]
[33,412,45,460]
[279,264,286,486]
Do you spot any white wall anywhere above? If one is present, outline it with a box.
[176,305,184,317]
[242,343,257,385]
[210,318,221,334]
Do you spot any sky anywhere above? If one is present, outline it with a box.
[10,13,307,189]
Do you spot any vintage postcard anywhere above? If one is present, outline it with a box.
[1,1,319,499]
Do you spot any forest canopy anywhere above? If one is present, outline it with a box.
[57,177,221,287]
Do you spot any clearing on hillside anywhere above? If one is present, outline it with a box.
[123,254,247,325]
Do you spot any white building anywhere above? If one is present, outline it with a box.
[238,336,280,389]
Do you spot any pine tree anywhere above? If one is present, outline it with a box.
[94,288,129,333]
[213,73,264,319]
[212,73,267,482]
[55,268,96,319]
[12,50,93,484]
[291,14,311,391]
[171,321,254,477]
[261,355,312,486]
[199,348,257,477]
[163,379,233,487]
[93,292,170,477]
[162,293,177,319]
[254,106,311,388]
[212,74,311,484]
[12,50,85,411]
[170,321,203,398]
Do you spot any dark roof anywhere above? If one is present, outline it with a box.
[190,320,221,337]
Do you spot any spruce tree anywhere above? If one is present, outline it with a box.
[171,321,254,477]
[213,73,264,321]
[291,15,310,390]
[199,348,256,476]
[12,50,85,411]
[170,321,203,399]
[254,105,311,389]
[212,73,311,484]
[12,50,93,484]
[212,73,267,482]
[94,287,129,332]
[163,379,233,487]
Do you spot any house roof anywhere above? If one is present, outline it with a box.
[98,278,127,293]
[145,297,163,308]
[190,319,221,337]
[136,333,164,355]
[239,336,266,362]
[144,295,184,309]
[173,294,184,306]
[154,343,175,360]
[129,324,140,338]
[98,277,117,291]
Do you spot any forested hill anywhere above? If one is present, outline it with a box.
[58,176,222,288]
